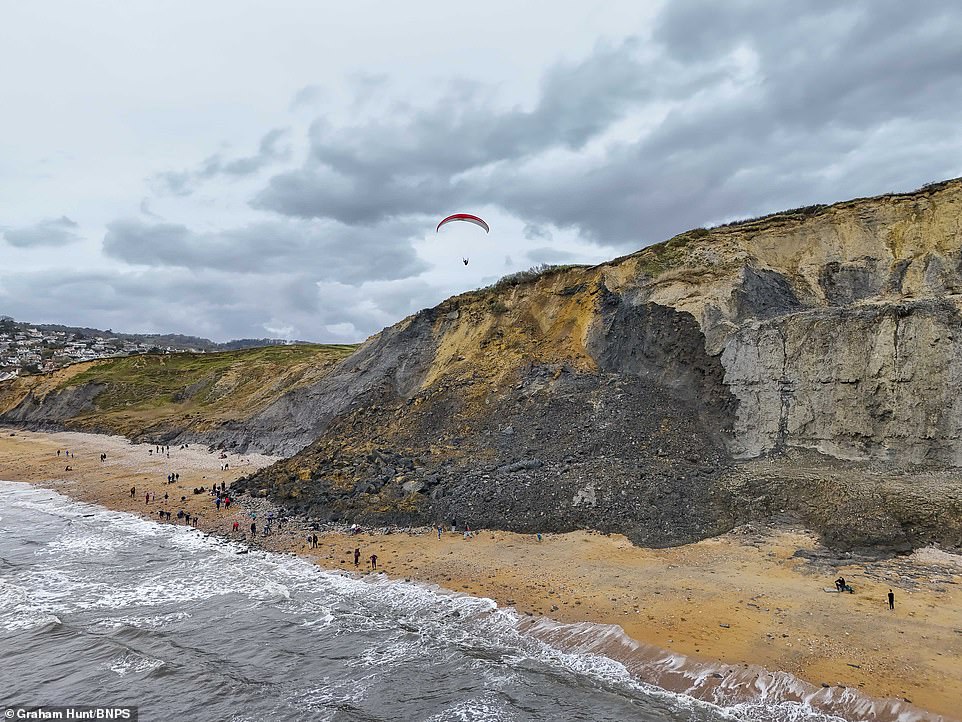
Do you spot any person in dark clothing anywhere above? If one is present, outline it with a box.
[312,534,318,549]
[353,548,360,566]
[888,589,895,609]
[130,487,135,498]
[369,554,378,570]
[250,522,256,536]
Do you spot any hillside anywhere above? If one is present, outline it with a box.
[4,179,962,550]
[0,344,356,446]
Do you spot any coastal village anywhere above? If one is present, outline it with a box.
[0,316,193,381]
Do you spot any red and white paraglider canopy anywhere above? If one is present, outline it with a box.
[436,213,490,234]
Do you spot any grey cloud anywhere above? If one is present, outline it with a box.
[0,268,444,343]
[139,198,162,219]
[525,247,578,266]
[290,84,325,110]
[254,39,691,224]
[253,1,962,247]
[151,128,291,196]
[2,216,82,247]
[150,170,193,197]
[523,224,553,241]
[216,128,290,176]
[102,216,428,284]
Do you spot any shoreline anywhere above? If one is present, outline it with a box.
[1,428,960,720]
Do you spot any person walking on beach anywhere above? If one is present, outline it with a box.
[888,589,895,610]
[354,548,360,567]
[369,554,378,570]
[130,486,136,498]
[145,492,150,505]
[215,497,221,511]
[232,521,239,532]
[437,525,443,540]
[250,522,256,536]
[312,534,318,549]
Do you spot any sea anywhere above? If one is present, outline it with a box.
[0,480,935,722]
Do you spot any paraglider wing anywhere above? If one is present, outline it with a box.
[436,213,490,234]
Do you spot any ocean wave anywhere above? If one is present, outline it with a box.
[0,480,949,722]
[106,649,166,676]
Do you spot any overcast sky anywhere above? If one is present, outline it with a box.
[2,1,961,342]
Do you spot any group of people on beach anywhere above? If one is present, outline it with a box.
[57,448,74,470]
[436,519,477,540]
[833,576,896,608]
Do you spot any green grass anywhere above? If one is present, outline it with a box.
[635,228,710,276]
[62,344,357,416]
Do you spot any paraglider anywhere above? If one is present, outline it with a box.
[436,213,489,234]
[437,214,488,267]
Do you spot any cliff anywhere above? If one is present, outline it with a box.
[5,179,962,550]
[234,178,962,549]
[0,344,356,449]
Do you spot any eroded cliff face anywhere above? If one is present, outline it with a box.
[235,179,962,549]
[599,178,962,463]
[723,301,962,464]
[6,179,962,548]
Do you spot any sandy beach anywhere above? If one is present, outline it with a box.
[1,427,960,719]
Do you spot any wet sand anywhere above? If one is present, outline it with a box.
[1,428,960,719]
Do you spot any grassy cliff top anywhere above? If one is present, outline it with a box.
[0,343,358,438]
